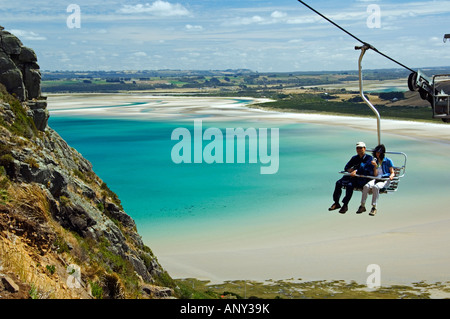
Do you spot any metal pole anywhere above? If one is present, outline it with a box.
[356,45,381,145]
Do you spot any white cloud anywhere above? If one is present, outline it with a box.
[132,51,148,57]
[185,24,203,31]
[118,1,190,17]
[271,11,287,19]
[10,29,46,41]
[224,15,265,26]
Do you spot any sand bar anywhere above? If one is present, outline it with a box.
[48,93,450,144]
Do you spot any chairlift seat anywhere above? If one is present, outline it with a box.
[408,72,450,121]
[338,151,407,194]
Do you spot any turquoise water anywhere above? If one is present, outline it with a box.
[47,100,450,252]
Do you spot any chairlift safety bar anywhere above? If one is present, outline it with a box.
[339,150,408,180]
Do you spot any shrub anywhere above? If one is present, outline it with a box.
[90,280,103,299]
[96,202,104,212]
[0,85,38,138]
[0,143,12,156]
[25,157,39,169]
[0,166,8,191]
[46,264,56,275]
[59,195,71,207]
[102,272,125,299]
[0,189,8,205]
[29,284,39,299]
[100,182,123,210]
[54,236,71,254]
[0,154,14,168]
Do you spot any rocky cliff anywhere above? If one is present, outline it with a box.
[0,27,175,299]
[0,26,48,132]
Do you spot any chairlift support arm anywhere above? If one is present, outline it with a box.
[356,44,381,145]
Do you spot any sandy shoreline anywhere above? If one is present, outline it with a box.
[158,216,450,285]
[47,93,450,144]
[247,107,450,145]
[47,93,450,286]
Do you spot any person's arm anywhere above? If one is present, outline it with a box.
[345,156,356,173]
[372,160,378,176]
[389,166,395,180]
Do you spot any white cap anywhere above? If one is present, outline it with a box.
[356,141,366,148]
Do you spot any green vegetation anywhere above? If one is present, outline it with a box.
[24,157,39,169]
[0,85,38,138]
[0,189,8,205]
[253,93,439,122]
[45,264,56,275]
[59,195,71,207]
[0,154,15,168]
[100,182,123,210]
[40,68,450,123]
[0,166,8,193]
[29,284,39,299]
[72,168,97,185]
[96,202,104,212]
[39,68,423,94]
[89,280,104,299]
[54,236,71,254]
[174,278,450,299]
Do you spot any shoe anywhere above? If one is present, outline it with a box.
[339,204,348,214]
[356,205,366,214]
[369,207,377,216]
[328,203,341,211]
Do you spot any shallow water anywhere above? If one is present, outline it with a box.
[47,94,450,283]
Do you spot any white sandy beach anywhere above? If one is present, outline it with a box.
[47,94,450,286]
[48,93,450,144]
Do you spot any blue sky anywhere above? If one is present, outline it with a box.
[1,0,450,71]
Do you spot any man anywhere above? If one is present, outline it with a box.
[329,142,373,214]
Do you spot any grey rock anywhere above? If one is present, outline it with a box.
[156,288,173,297]
[0,51,16,70]
[1,276,19,293]
[0,28,47,130]
[18,47,37,63]
[22,65,41,99]
[0,32,23,55]
[49,169,70,197]
[0,102,15,124]
[30,108,49,131]
[0,68,26,101]
[105,202,137,230]
[79,182,97,200]
[127,255,152,282]
[141,284,174,298]
[26,100,47,110]
[55,201,97,237]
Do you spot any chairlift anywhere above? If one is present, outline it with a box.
[444,34,450,43]
[407,35,450,123]
[295,1,410,192]
[408,70,450,123]
[338,44,408,194]
[297,1,450,123]
[339,150,407,193]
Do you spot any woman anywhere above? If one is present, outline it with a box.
[356,144,395,216]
